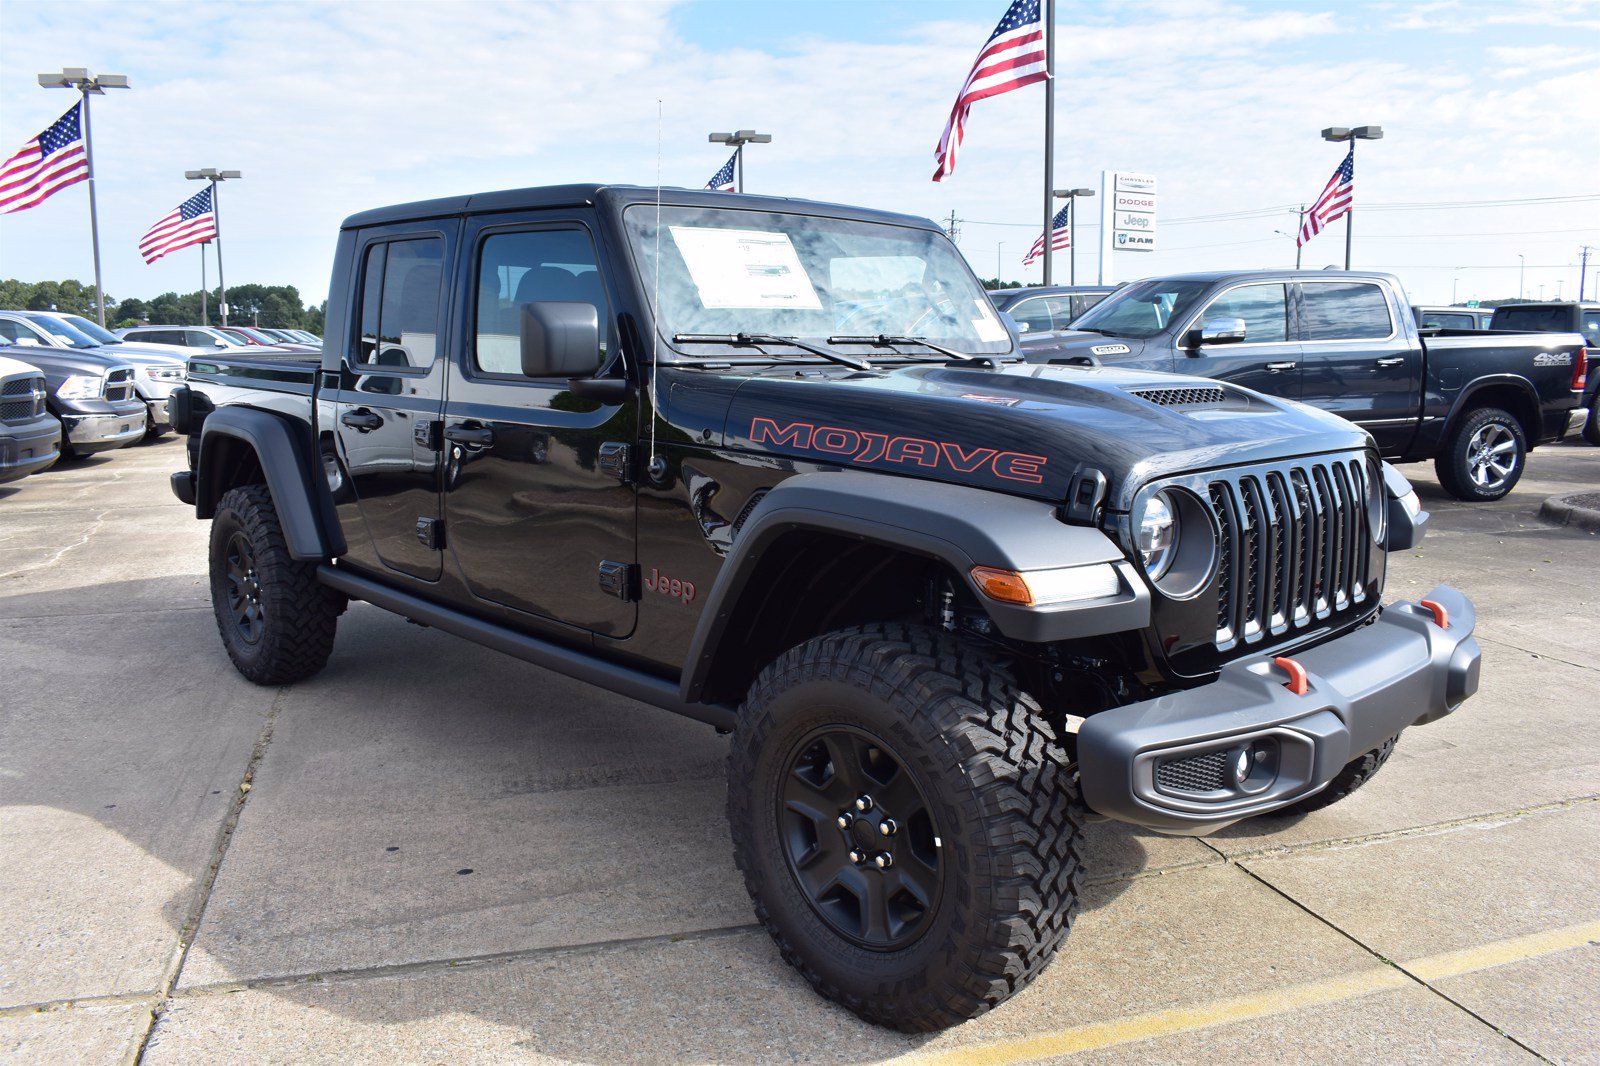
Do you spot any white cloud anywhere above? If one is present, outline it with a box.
[0,0,1594,308]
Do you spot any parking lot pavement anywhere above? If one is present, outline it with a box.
[2,436,1596,1065]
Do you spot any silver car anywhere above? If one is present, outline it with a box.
[20,312,188,437]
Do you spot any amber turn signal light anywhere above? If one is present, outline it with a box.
[970,566,1033,606]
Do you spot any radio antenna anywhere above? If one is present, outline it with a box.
[649,98,663,473]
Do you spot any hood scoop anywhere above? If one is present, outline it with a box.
[1125,384,1229,408]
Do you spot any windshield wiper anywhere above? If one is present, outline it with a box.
[672,333,871,371]
[828,334,1004,367]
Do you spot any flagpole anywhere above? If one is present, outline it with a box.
[1040,0,1056,285]
[1344,143,1355,270]
[214,182,229,327]
[200,242,209,326]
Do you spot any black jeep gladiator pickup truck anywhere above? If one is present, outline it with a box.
[168,185,1481,1031]
[1026,271,1588,501]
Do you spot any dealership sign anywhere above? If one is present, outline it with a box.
[1098,171,1158,283]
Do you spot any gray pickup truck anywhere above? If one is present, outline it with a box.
[1026,271,1588,500]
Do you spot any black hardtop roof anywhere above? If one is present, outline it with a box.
[1491,301,1599,311]
[340,184,942,232]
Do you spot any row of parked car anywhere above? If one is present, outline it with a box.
[0,311,320,486]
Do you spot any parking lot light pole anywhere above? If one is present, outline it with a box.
[1320,125,1382,270]
[185,169,241,326]
[1052,188,1094,284]
[707,130,771,194]
[37,68,130,327]
[1517,254,1525,300]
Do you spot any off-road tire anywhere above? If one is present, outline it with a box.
[1283,735,1398,815]
[727,623,1086,1032]
[1434,406,1525,501]
[1582,390,1600,447]
[209,484,342,685]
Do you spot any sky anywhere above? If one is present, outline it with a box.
[1,0,1597,309]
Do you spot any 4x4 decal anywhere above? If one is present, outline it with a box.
[749,417,1047,483]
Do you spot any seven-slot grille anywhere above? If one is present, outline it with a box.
[1,374,46,422]
[104,367,135,403]
[1207,456,1375,650]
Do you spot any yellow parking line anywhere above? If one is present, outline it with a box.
[907,919,1600,1066]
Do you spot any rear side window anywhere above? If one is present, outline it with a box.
[1200,283,1288,344]
[1490,307,1570,333]
[473,228,608,376]
[353,236,445,368]
[1301,282,1393,341]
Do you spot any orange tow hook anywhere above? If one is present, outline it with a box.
[1273,656,1309,696]
[1418,598,1449,629]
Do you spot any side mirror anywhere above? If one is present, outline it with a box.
[997,311,1025,335]
[1198,317,1248,345]
[519,301,601,379]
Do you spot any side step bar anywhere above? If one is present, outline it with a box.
[317,565,736,731]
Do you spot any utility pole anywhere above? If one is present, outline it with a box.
[1580,245,1593,301]
[996,242,1004,284]
[944,209,961,243]
[37,67,130,327]
[1518,254,1525,300]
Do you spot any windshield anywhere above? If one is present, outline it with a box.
[624,205,1011,356]
[58,313,122,344]
[24,313,100,349]
[1069,279,1212,338]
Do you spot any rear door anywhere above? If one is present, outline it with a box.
[329,223,457,582]
[441,212,637,637]
[1297,279,1421,454]
[1177,281,1300,398]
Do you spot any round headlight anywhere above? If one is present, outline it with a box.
[1138,491,1179,579]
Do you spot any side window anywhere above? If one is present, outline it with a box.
[352,237,444,368]
[1071,293,1105,319]
[1007,297,1053,334]
[1302,283,1394,341]
[1420,312,1471,330]
[0,321,25,342]
[1581,312,1599,348]
[1199,283,1288,344]
[186,331,216,347]
[473,228,608,376]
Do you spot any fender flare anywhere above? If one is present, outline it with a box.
[197,406,346,561]
[680,470,1149,703]
[1441,374,1542,441]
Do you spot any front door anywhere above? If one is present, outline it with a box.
[1177,281,1301,399]
[331,226,455,581]
[1297,279,1422,455]
[442,214,637,637]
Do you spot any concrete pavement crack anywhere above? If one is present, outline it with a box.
[130,687,284,1066]
[1475,633,1596,674]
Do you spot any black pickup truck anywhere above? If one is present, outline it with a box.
[1027,271,1588,500]
[1487,301,1600,445]
[168,185,1480,1031]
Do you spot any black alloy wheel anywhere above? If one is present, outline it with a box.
[223,530,266,645]
[778,725,941,951]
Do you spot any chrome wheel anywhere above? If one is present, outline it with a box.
[1466,422,1518,491]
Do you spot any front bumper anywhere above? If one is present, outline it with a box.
[60,405,145,455]
[1,415,62,483]
[144,396,171,428]
[1079,585,1480,834]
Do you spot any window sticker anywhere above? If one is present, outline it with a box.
[668,226,824,310]
[972,298,1007,342]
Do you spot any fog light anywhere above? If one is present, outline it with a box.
[1233,749,1251,786]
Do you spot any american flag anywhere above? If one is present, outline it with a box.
[1298,146,1354,247]
[138,186,217,264]
[933,0,1049,182]
[1023,203,1072,265]
[705,151,737,192]
[0,102,90,215]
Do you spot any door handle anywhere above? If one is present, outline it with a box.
[340,409,383,431]
[1265,361,1298,372]
[445,425,495,447]
[1375,356,1406,368]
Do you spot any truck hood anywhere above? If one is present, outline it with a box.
[1019,329,1157,365]
[715,361,1369,512]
